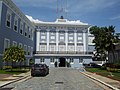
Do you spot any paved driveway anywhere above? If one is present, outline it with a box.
[3,68,104,90]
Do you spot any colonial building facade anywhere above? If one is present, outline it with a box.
[0,0,95,68]
[0,0,35,68]
[34,18,94,68]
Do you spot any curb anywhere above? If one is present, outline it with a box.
[0,74,31,88]
[80,72,119,90]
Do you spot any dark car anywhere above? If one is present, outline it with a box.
[31,64,49,76]
[89,62,101,68]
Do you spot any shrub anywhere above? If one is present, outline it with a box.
[3,66,12,70]
[107,67,120,72]
[101,66,106,70]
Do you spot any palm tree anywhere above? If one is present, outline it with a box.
[90,25,118,62]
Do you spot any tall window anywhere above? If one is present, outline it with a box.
[14,17,18,32]
[28,46,30,55]
[19,43,22,48]
[4,38,10,51]
[25,25,28,37]
[20,22,23,34]
[50,58,55,63]
[24,45,27,55]
[79,58,83,63]
[28,28,31,39]
[40,58,45,63]
[31,47,33,56]
[6,12,11,28]
[12,41,17,46]
[31,30,34,40]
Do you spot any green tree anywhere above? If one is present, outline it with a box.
[3,46,26,68]
[90,25,118,62]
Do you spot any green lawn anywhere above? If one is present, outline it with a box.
[85,68,120,81]
[0,69,29,75]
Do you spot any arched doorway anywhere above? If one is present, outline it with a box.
[59,57,66,67]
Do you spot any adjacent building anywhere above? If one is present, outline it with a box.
[34,17,94,68]
[0,0,35,68]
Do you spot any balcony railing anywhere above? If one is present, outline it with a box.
[33,51,93,54]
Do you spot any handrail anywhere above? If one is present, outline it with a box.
[33,51,93,54]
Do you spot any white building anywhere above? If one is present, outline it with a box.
[34,17,94,68]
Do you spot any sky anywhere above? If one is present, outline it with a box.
[12,0,120,33]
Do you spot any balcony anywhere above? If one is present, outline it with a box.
[33,51,93,57]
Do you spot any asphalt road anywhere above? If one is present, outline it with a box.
[2,68,105,90]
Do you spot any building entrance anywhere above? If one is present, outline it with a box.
[59,57,66,67]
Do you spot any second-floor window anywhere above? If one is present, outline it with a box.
[20,22,23,35]
[25,25,28,37]
[14,17,18,31]
[6,12,11,28]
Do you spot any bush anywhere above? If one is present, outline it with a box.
[101,66,106,70]
[107,67,120,72]
[3,66,12,70]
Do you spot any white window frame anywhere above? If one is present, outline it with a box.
[28,46,30,55]
[13,16,18,32]
[60,36,64,40]
[31,30,34,41]
[20,21,23,35]
[69,37,73,40]
[78,37,82,40]
[28,28,31,39]
[19,43,22,48]
[41,32,46,35]
[51,36,55,39]
[40,58,45,63]
[24,25,28,37]
[78,33,82,36]
[24,45,27,55]
[4,38,10,51]
[6,10,11,28]
[50,58,55,64]
[31,47,33,56]
[12,41,17,46]
[41,36,46,39]
[79,58,83,63]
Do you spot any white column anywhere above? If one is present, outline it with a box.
[65,30,68,51]
[74,31,77,52]
[47,30,49,51]
[83,31,87,53]
[56,30,59,51]
[36,31,40,51]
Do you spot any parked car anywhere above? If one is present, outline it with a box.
[31,64,49,76]
[89,62,101,68]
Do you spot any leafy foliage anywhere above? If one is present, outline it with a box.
[90,25,118,61]
[3,46,26,65]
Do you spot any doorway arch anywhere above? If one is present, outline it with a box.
[59,57,66,67]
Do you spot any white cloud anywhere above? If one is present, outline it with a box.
[66,20,88,25]
[110,15,120,20]
[26,15,88,25]
[26,15,43,23]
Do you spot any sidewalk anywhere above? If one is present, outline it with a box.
[0,71,30,88]
[82,71,120,90]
